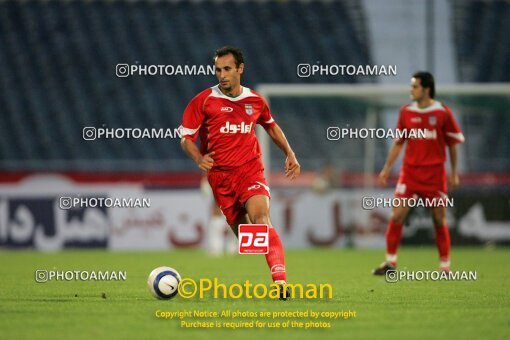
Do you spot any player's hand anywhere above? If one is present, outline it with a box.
[196,152,215,171]
[378,168,389,187]
[448,172,460,190]
[285,153,301,180]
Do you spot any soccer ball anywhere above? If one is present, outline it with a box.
[147,266,181,299]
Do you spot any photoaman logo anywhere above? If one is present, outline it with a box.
[177,278,333,299]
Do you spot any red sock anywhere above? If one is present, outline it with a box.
[265,228,286,282]
[385,221,403,266]
[435,225,451,266]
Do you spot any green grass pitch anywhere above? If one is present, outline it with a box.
[0,247,508,340]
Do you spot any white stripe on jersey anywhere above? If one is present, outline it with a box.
[179,125,200,136]
[256,181,270,193]
[446,131,465,143]
[438,191,449,199]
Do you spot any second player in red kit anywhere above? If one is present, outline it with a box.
[180,46,300,299]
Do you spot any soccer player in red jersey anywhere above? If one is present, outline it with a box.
[373,72,465,275]
[180,46,300,298]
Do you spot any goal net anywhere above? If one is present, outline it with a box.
[256,83,510,187]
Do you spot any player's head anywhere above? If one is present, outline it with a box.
[213,46,244,93]
[410,71,435,101]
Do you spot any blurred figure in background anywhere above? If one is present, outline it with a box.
[312,162,338,194]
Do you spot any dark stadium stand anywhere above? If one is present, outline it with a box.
[451,0,510,171]
[452,0,510,82]
[0,0,372,172]
[1,0,508,174]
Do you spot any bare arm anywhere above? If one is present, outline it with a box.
[448,144,459,189]
[379,141,404,186]
[266,124,301,179]
[180,138,215,172]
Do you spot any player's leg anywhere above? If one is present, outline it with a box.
[386,203,412,266]
[229,159,289,299]
[430,206,451,271]
[245,194,271,225]
[244,194,287,281]
[373,200,412,275]
[207,170,241,250]
[244,194,290,300]
[228,203,290,299]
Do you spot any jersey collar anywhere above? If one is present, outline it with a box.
[407,101,445,113]
[209,85,258,102]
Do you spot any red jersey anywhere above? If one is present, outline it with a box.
[180,85,276,169]
[396,101,464,167]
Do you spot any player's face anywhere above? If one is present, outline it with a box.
[215,54,244,93]
[410,77,428,101]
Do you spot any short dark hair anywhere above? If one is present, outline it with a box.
[412,71,435,98]
[213,46,244,68]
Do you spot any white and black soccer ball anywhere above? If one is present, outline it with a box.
[147,266,181,299]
